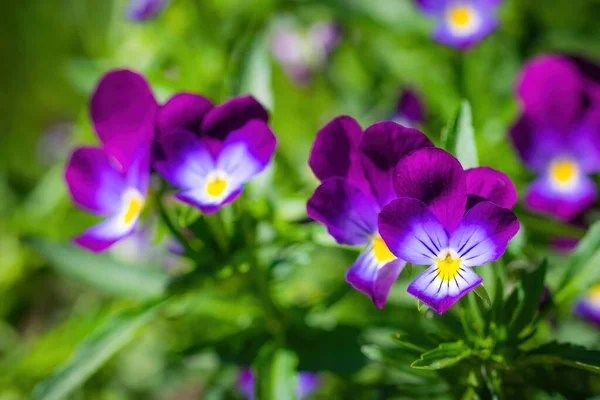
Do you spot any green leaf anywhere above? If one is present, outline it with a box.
[390,334,428,353]
[29,239,167,299]
[253,343,298,400]
[442,101,479,169]
[411,341,472,370]
[473,284,492,309]
[518,342,600,373]
[417,300,426,313]
[238,32,273,111]
[509,259,547,336]
[32,304,160,400]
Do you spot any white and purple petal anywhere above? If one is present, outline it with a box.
[73,213,138,253]
[575,287,600,327]
[433,2,499,49]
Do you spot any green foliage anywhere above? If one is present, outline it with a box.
[442,101,479,169]
[411,341,472,370]
[253,344,299,400]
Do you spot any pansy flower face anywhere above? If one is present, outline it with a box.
[154,96,276,214]
[126,0,170,21]
[415,0,502,49]
[511,55,600,221]
[575,285,600,327]
[237,368,320,400]
[379,148,519,314]
[307,117,434,308]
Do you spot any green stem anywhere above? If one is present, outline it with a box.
[156,191,196,258]
[204,212,229,255]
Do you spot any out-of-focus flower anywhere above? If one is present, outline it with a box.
[307,118,434,308]
[414,0,502,49]
[37,121,73,165]
[379,148,519,314]
[65,70,157,252]
[550,236,580,253]
[237,368,320,400]
[510,55,600,221]
[154,96,277,213]
[575,285,600,326]
[393,89,425,128]
[126,0,171,22]
[270,20,340,84]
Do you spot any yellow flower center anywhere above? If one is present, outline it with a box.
[373,237,396,263]
[124,197,143,224]
[436,252,461,281]
[449,7,471,27]
[550,160,577,183]
[207,178,227,197]
[589,284,600,304]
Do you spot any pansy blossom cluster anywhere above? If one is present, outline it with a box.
[308,117,519,313]
[65,70,276,252]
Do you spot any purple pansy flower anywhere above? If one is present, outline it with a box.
[510,55,600,221]
[154,95,277,214]
[414,0,502,49]
[575,285,600,327]
[307,117,434,308]
[379,148,519,314]
[393,89,425,128]
[126,0,171,21]
[65,70,157,252]
[237,368,320,400]
[270,20,340,84]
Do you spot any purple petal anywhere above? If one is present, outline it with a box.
[449,201,520,267]
[414,0,446,15]
[200,95,269,140]
[396,89,425,125]
[509,114,563,172]
[565,104,600,173]
[65,147,126,216]
[125,146,152,195]
[309,116,369,194]
[153,129,215,189]
[465,167,517,209]
[378,198,449,265]
[126,0,170,21]
[575,287,600,326]
[407,264,482,314]
[237,368,255,399]
[517,55,583,133]
[90,70,157,170]
[525,175,596,221]
[297,372,321,399]
[308,22,340,52]
[360,122,433,207]
[157,93,213,135]
[346,248,405,309]
[307,178,379,246]
[393,148,466,233]
[271,27,305,67]
[73,214,138,253]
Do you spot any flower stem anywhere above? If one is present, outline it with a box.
[156,190,196,259]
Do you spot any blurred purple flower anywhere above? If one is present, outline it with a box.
[575,285,600,327]
[270,20,340,84]
[393,89,425,128]
[510,55,600,221]
[237,368,320,399]
[126,0,171,22]
[550,236,579,253]
[414,0,502,49]
[379,148,519,314]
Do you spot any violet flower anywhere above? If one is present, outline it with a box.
[154,96,277,214]
[65,70,157,252]
[575,285,600,327]
[379,148,519,314]
[307,117,434,308]
[237,368,320,400]
[126,0,170,21]
[510,55,600,221]
[414,0,502,49]
[393,89,425,128]
[270,21,340,84]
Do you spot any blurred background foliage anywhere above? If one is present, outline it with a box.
[1,0,600,399]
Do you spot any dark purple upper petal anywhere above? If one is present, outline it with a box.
[307,178,379,246]
[396,89,425,125]
[360,122,434,208]
[90,70,158,170]
[126,0,170,21]
[157,93,213,135]
[564,104,600,173]
[465,167,517,209]
[517,55,584,133]
[200,95,269,140]
[65,147,126,216]
[393,148,466,233]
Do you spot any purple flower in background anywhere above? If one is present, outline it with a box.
[307,117,434,308]
[126,0,170,21]
[393,89,425,128]
[379,148,519,314]
[65,70,157,252]
[510,55,600,221]
[414,0,502,49]
[154,95,277,213]
[270,20,340,84]
[237,368,320,400]
[575,285,600,327]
